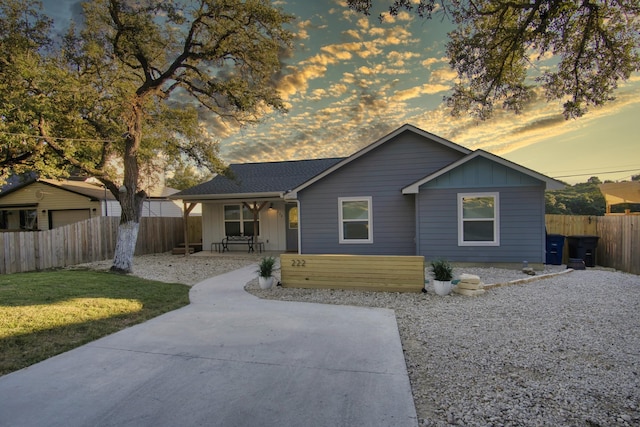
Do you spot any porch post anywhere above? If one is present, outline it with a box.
[243,201,269,239]
[183,202,197,257]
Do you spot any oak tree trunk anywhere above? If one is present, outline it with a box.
[110,103,145,274]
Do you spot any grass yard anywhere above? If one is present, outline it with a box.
[0,269,190,376]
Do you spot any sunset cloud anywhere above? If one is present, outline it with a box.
[214,2,640,185]
[421,57,448,67]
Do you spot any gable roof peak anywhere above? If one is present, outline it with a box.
[402,148,566,193]
[285,124,471,198]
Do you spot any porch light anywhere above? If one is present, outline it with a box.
[269,203,274,210]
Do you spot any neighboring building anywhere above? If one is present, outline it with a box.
[598,182,640,215]
[0,177,192,231]
[173,124,564,265]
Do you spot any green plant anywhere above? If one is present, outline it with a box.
[430,259,453,281]
[0,270,190,376]
[257,256,276,278]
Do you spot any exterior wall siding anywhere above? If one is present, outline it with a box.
[201,201,287,252]
[425,156,542,188]
[0,182,101,230]
[417,185,546,263]
[298,131,465,255]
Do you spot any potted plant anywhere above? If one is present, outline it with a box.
[257,256,277,289]
[430,259,453,296]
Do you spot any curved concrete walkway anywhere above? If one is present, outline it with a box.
[0,265,418,427]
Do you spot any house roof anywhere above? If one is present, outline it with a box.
[598,182,640,206]
[284,124,472,199]
[171,124,563,201]
[39,179,117,201]
[402,149,566,193]
[0,177,179,202]
[0,173,37,194]
[173,157,345,200]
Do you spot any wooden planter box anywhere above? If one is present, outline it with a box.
[280,254,425,293]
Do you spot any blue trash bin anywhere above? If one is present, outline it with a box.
[545,234,565,265]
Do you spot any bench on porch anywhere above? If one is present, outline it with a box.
[214,235,264,253]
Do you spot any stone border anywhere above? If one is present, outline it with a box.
[483,268,575,290]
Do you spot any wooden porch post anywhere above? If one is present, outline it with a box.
[183,202,197,257]
[243,201,269,238]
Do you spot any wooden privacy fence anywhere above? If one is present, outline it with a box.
[281,254,425,292]
[0,216,202,274]
[597,216,639,275]
[545,214,639,275]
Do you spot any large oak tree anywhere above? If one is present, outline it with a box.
[348,0,640,119]
[1,0,293,273]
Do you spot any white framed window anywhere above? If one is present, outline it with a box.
[223,204,259,236]
[458,192,499,246]
[339,197,373,244]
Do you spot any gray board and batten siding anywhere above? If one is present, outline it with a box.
[295,129,468,255]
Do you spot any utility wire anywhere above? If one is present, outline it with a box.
[0,131,117,143]
[553,168,640,179]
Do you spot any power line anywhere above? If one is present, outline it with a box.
[0,131,117,143]
[546,163,640,175]
[553,168,640,179]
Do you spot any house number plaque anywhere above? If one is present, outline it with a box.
[290,259,306,267]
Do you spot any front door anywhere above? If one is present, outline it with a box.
[285,204,299,253]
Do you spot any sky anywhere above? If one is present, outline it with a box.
[41,0,640,185]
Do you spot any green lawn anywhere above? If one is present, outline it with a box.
[0,270,190,376]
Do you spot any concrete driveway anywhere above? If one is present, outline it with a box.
[0,265,418,427]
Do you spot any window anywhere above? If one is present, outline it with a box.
[288,206,298,229]
[458,193,499,246]
[339,197,372,243]
[19,209,38,231]
[224,204,259,236]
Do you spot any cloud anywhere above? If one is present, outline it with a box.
[295,20,312,40]
[391,82,450,101]
[429,67,457,84]
[276,63,329,100]
[344,28,361,40]
[387,50,421,66]
[406,83,640,158]
[213,2,640,176]
[358,64,411,75]
[395,11,415,22]
[392,87,423,101]
[421,57,448,67]
[356,16,369,31]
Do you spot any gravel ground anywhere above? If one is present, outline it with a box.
[76,254,640,426]
[71,252,263,286]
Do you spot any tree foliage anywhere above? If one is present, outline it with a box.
[545,176,606,215]
[166,162,213,191]
[347,0,640,119]
[0,0,293,272]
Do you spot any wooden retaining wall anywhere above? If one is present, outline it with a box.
[280,254,425,293]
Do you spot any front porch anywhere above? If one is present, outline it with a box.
[183,199,300,255]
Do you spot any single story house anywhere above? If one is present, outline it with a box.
[0,177,192,231]
[173,124,564,265]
